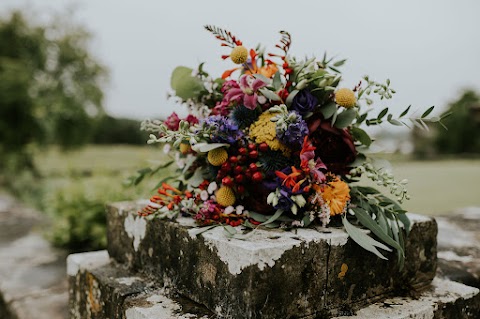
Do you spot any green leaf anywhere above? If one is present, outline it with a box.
[356,113,368,125]
[223,225,238,237]
[286,90,299,106]
[320,102,337,119]
[421,106,435,118]
[377,107,388,120]
[261,209,284,226]
[189,225,217,238]
[388,119,403,126]
[351,208,404,257]
[334,108,357,128]
[151,176,176,191]
[259,88,281,101]
[333,59,347,67]
[399,105,411,118]
[351,127,372,147]
[170,66,204,100]
[272,71,282,90]
[248,211,269,223]
[397,213,411,236]
[191,143,229,153]
[342,215,391,260]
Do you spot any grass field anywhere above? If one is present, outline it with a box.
[35,145,480,216]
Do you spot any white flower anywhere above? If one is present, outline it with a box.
[200,190,209,201]
[235,205,245,215]
[207,181,218,194]
[224,206,235,214]
[257,95,267,104]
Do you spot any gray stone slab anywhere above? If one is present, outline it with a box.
[106,201,438,319]
[0,193,68,319]
[437,207,480,289]
[332,278,479,319]
[69,251,480,319]
[67,251,213,319]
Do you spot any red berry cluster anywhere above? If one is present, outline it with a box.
[216,142,270,194]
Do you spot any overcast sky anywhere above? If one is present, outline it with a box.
[2,0,479,121]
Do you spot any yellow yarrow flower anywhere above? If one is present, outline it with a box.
[207,148,228,166]
[335,88,357,108]
[321,178,351,216]
[230,46,248,64]
[249,112,290,155]
[216,186,236,207]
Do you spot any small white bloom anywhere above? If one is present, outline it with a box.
[224,206,235,214]
[200,190,209,201]
[208,182,218,194]
[235,205,245,215]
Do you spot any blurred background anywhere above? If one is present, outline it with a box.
[0,0,479,252]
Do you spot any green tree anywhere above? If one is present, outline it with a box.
[434,90,480,155]
[0,11,107,172]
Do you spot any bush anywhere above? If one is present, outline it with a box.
[44,177,139,252]
[434,90,480,154]
[91,115,148,145]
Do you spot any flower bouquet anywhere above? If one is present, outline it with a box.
[134,26,447,267]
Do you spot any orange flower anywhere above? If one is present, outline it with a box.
[320,178,350,216]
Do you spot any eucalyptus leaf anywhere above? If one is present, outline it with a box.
[189,225,217,238]
[286,90,299,106]
[191,143,229,153]
[320,102,337,119]
[351,127,372,147]
[170,66,204,100]
[342,215,390,260]
[259,88,281,101]
[187,167,205,188]
[261,209,285,226]
[334,108,356,129]
[272,71,282,90]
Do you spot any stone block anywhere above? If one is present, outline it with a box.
[106,201,438,319]
[68,251,479,319]
[67,250,213,319]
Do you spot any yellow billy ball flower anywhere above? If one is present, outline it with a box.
[179,143,191,154]
[230,46,248,64]
[216,186,236,207]
[335,88,357,108]
[207,148,228,166]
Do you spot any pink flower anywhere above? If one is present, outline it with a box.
[300,136,327,182]
[164,112,180,130]
[184,114,199,125]
[224,75,267,110]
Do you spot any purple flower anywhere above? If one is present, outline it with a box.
[224,74,268,110]
[203,115,244,144]
[277,114,309,147]
[274,189,295,211]
[291,90,318,115]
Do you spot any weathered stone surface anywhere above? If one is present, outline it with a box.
[332,278,480,319]
[437,207,480,289]
[67,250,213,319]
[69,250,480,319]
[107,201,438,319]
[0,193,68,319]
